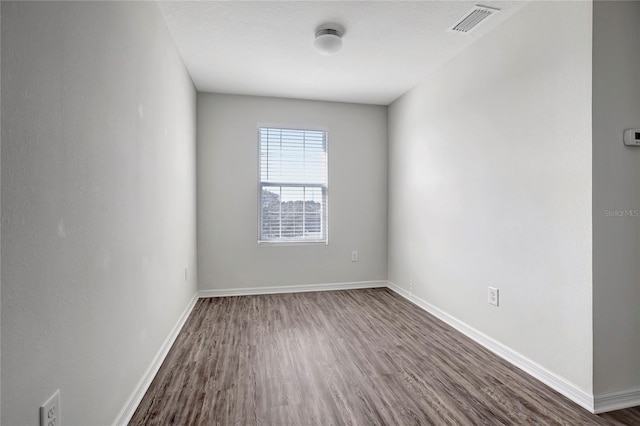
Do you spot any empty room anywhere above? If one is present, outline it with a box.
[2,0,640,424]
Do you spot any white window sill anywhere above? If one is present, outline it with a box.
[258,240,327,247]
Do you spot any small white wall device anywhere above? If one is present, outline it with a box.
[623,129,640,146]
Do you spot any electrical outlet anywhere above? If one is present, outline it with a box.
[40,390,60,426]
[488,287,499,306]
[184,267,188,282]
[351,250,358,262]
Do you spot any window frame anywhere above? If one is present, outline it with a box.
[257,126,329,246]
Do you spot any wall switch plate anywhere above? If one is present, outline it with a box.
[488,287,499,306]
[40,389,60,426]
[351,250,359,262]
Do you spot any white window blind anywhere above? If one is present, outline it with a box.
[259,127,328,243]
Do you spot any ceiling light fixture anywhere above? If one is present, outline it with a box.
[314,25,344,55]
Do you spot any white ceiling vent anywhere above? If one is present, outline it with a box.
[449,5,500,34]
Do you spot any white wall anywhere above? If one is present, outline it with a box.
[1,2,197,424]
[388,0,593,395]
[197,93,387,290]
[592,0,640,397]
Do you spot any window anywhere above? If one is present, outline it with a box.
[259,127,328,243]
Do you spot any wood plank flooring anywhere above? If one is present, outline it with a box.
[130,288,640,425]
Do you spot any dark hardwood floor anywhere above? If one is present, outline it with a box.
[130,288,640,425]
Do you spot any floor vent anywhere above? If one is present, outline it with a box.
[449,5,500,34]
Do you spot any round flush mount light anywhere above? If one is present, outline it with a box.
[314,25,344,55]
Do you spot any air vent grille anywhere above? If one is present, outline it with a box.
[449,5,499,34]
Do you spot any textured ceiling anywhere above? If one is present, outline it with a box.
[157,1,528,105]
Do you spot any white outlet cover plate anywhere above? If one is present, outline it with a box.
[40,389,60,426]
[488,287,499,306]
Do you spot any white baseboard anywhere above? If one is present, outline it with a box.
[198,280,387,298]
[594,387,640,413]
[113,292,199,426]
[386,281,596,413]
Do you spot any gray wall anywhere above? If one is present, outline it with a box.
[592,0,640,397]
[1,2,197,424]
[388,0,594,394]
[197,93,387,290]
